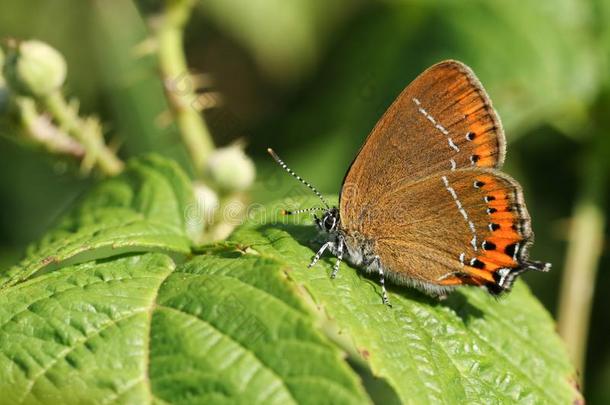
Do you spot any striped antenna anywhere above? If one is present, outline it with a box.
[281,207,327,216]
[267,148,330,209]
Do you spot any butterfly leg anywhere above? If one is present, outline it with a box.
[331,237,344,279]
[308,242,331,268]
[375,257,391,307]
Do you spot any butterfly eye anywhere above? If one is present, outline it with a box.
[324,215,336,231]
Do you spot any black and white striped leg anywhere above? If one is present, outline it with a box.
[308,242,331,268]
[376,258,391,307]
[331,237,344,279]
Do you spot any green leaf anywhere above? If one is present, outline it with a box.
[1,155,193,289]
[229,196,583,404]
[0,252,370,404]
[0,154,580,402]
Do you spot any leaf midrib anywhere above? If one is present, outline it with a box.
[143,263,176,405]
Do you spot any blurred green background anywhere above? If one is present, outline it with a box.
[0,0,609,401]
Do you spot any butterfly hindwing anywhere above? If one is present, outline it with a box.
[353,168,544,294]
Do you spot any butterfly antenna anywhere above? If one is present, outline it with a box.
[267,148,330,209]
[281,207,327,216]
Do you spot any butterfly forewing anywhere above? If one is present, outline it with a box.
[341,60,506,230]
[363,168,534,291]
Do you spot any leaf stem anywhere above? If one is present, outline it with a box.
[42,91,123,175]
[157,0,215,173]
[557,138,608,382]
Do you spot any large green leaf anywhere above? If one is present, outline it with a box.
[0,156,370,404]
[229,196,583,404]
[0,155,193,289]
[0,251,370,404]
[0,155,581,403]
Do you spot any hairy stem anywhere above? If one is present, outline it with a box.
[157,0,215,173]
[43,91,123,175]
[16,97,85,157]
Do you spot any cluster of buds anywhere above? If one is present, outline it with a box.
[0,39,122,175]
[188,142,256,243]
[0,38,257,243]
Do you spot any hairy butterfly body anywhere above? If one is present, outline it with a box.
[269,60,549,305]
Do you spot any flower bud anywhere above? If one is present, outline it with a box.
[193,182,220,223]
[205,144,256,193]
[186,182,220,243]
[3,40,67,98]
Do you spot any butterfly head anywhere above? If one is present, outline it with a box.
[314,207,340,234]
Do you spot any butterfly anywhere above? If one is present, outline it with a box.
[269,60,550,305]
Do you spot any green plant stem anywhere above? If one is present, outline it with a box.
[157,0,215,173]
[43,91,123,176]
[557,143,607,382]
[16,96,85,157]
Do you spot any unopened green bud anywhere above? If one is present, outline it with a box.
[193,182,220,223]
[3,40,67,98]
[186,182,220,243]
[205,144,256,193]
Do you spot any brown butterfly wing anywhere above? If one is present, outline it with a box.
[340,60,505,229]
[358,168,545,293]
